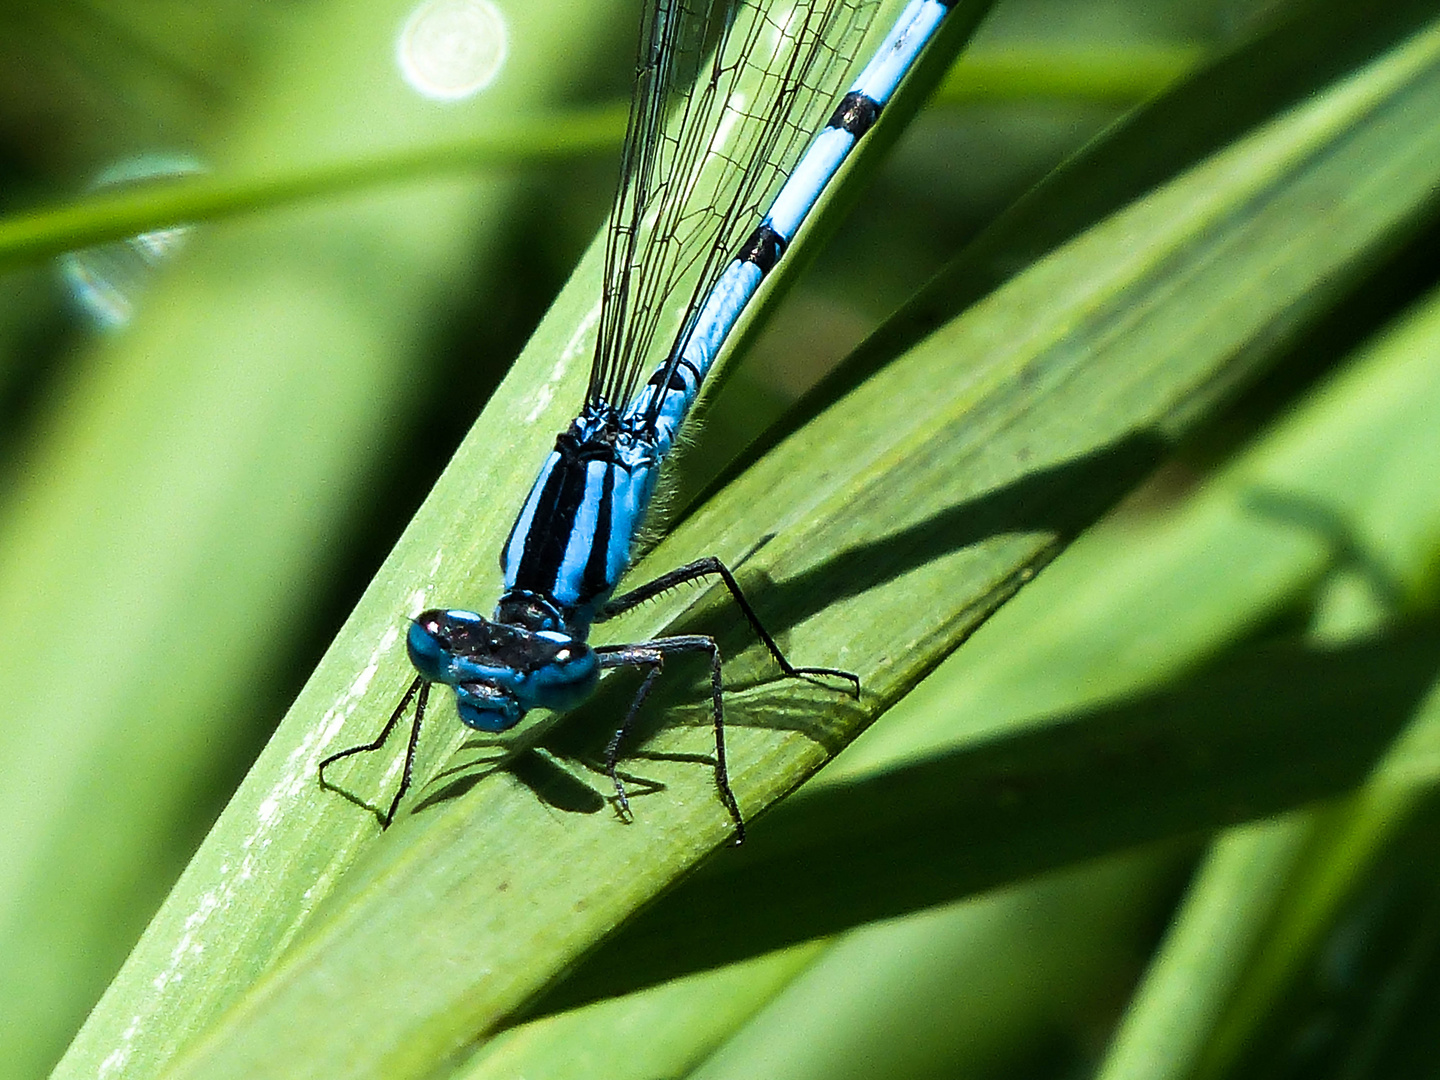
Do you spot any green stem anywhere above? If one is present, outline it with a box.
[0,102,628,267]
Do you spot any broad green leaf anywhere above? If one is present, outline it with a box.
[52,1,996,1077]
[453,942,828,1080]
[1093,819,1317,1080]
[1088,293,1440,1080]
[935,44,1202,105]
[545,625,1440,1007]
[1191,706,1440,1074]
[116,15,1440,1080]
[454,271,1440,1080]
[680,852,1178,1080]
[784,0,1440,432]
[449,851,1185,1080]
[532,119,1440,1080]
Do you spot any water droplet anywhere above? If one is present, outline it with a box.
[58,152,204,330]
[397,0,509,102]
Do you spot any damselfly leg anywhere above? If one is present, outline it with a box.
[318,677,430,828]
[599,556,860,843]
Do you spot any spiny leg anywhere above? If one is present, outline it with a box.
[602,657,664,822]
[597,634,744,843]
[317,676,423,793]
[384,680,430,827]
[601,556,859,696]
[318,676,431,829]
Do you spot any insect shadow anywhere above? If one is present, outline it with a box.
[331,432,1165,827]
[407,652,821,821]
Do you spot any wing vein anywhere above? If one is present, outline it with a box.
[588,0,880,417]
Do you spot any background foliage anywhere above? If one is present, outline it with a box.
[3,0,1440,1077]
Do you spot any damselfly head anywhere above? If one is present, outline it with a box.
[408,608,600,730]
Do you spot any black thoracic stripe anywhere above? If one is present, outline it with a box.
[648,355,701,388]
[738,223,786,273]
[827,91,881,138]
[578,458,615,604]
[514,432,590,593]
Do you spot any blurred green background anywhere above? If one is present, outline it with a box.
[6,0,1440,1078]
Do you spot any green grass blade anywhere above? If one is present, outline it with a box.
[49,2,995,1077]
[1093,820,1317,1080]
[0,37,1202,275]
[0,106,628,268]
[934,44,1203,104]
[1173,332,1440,1079]
[470,273,1440,1080]
[454,943,829,1080]
[545,626,1440,1007]
[96,17,1440,1079]
[12,0,635,1077]
[785,0,1440,429]
[449,851,1180,1080]
[1086,292,1440,1080]
[0,32,1206,274]
[681,853,1178,1080]
[1191,716,1440,1075]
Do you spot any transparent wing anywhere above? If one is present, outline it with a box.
[587,0,880,411]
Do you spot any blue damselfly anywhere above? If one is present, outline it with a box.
[321,0,957,839]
